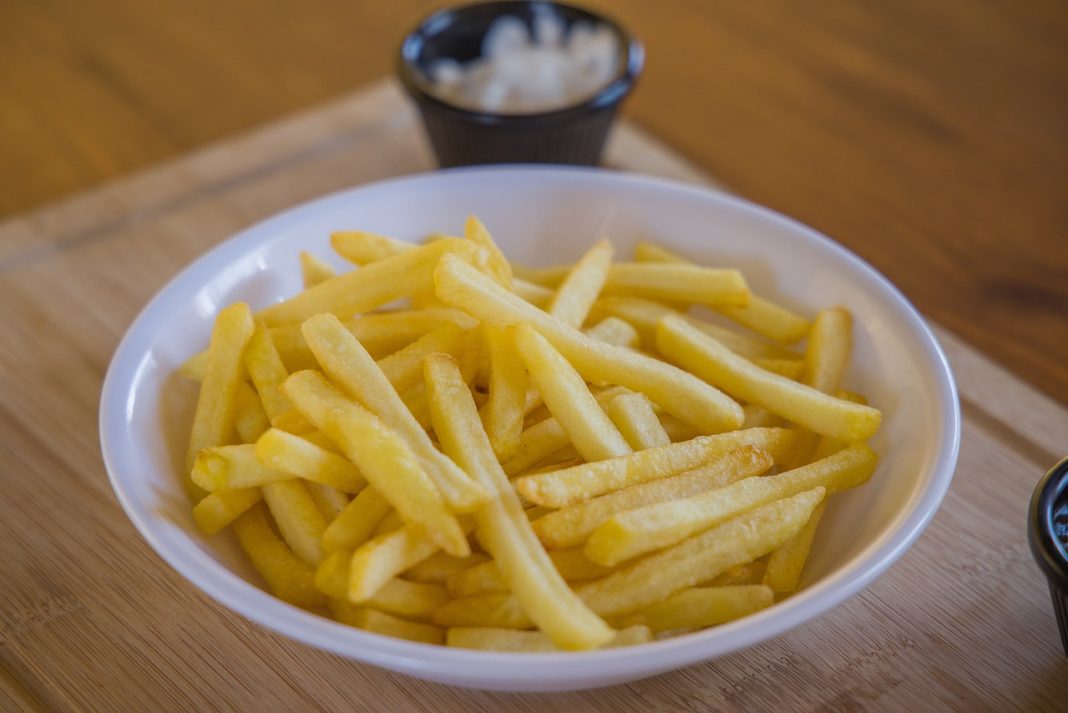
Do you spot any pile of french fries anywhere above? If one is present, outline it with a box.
[180,217,882,652]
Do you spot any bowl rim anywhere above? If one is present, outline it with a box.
[100,165,961,687]
[395,0,645,124]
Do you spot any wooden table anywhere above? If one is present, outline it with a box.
[1,79,1066,711]
[3,1,1067,409]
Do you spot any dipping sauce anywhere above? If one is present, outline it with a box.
[426,10,620,114]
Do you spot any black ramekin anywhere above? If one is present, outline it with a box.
[396,1,644,167]
[1029,455,1068,657]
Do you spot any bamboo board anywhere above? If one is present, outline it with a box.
[1,79,1065,712]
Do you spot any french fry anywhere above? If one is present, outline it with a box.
[465,215,513,289]
[576,487,825,617]
[232,503,324,608]
[244,322,293,420]
[281,370,469,557]
[425,352,614,650]
[790,308,855,465]
[434,254,744,433]
[192,487,262,535]
[613,585,774,632]
[305,482,349,520]
[433,592,533,629]
[270,408,316,434]
[705,561,767,587]
[185,302,255,499]
[584,316,641,348]
[531,447,771,548]
[811,390,869,460]
[755,358,805,380]
[742,405,783,428]
[234,381,271,443]
[349,522,473,602]
[258,238,484,326]
[584,444,873,566]
[480,326,528,462]
[763,500,826,594]
[179,349,210,381]
[516,427,796,507]
[299,251,336,287]
[315,552,450,617]
[322,486,392,553]
[513,324,632,462]
[601,263,749,308]
[633,241,811,343]
[372,509,405,537]
[262,479,327,566]
[330,601,444,645]
[446,547,616,597]
[594,296,792,359]
[330,231,410,265]
[404,551,492,583]
[656,315,881,442]
[547,239,613,328]
[192,444,289,491]
[301,314,487,512]
[447,625,652,652]
[254,428,366,493]
[513,278,554,307]
[509,263,570,287]
[376,322,467,393]
[603,392,671,450]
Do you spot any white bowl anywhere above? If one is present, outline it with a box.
[100,167,960,691]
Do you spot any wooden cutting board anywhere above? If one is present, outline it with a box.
[1,79,1064,712]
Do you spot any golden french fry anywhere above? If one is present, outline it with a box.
[447,625,652,652]
[465,215,513,288]
[254,428,366,492]
[811,390,869,460]
[349,522,472,602]
[185,302,256,499]
[754,358,805,380]
[513,324,632,462]
[234,381,270,443]
[513,278,554,307]
[376,322,467,393]
[434,254,743,433]
[192,444,288,491]
[262,479,327,566]
[547,239,613,328]
[576,487,825,618]
[299,251,336,287]
[330,231,410,265]
[705,561,767,587]
[741,404,783,428]
[614,584,774,632]
[424,352,614,650]
[601,263,749,308]
[330,600,444,645]
[233,503,325,608]
[192,487,262,535]
[480,326,528,462]
[763,501,826,593]
[585,444,872,566]
[516,427,796,507]
[584,316,641,348]
[445,545,617,597]
[372,509,405,537]
[509,263,570,287]
[244,322,293,420]
[656,315,881,442]
[301,314,487,513]
[281,370,469,557]
[433,592,532,629]
[594,297,792,359]
[179,350,210,381]
[791,308,855,465]
[270,408,316,434]
[404,552,492,583]
[633,241,811,343]
[603,392,671,451]
[531,447,771,549]
[322,486,392,553]
[305,482,349,520]
[315,552,450,617]
[258,238,483,326]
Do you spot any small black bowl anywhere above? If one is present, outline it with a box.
[397,0,644,167]
[1029,455,1068,657]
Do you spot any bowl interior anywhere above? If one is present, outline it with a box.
[102,167,958,689]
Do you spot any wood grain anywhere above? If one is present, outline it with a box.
[0,81,1064,711]
[1,1,1066,408]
